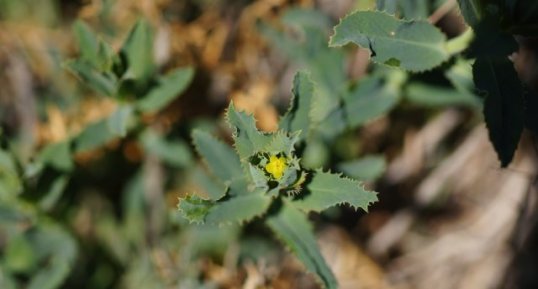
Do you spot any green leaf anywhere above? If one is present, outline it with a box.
[178,190,272,225]
[4,234,36,273]
[73,20,99,66]
[107,105,134,137]
[473,57,524,167]
[281,8,331,30]
[74,119,117,153]
[190,165,228,200]
[293,170,378,212]
[65,60,117,96]
[457,0,483,27]
[343,73,401,128]
[445,58,480,102]
[191,129,246,190]
[337,155,386,181]
[26,226,77,289]
[262,131,300,156]
[120,19,154,81]
[266,201,337,289]
[329,11,449,72]
[141,129,193,168]
[226,103,271,159]
[136,67,194,113]
[0,150,21,199]
[39,176,69,211]
[301,140,329,169]
[406,83,481,107]
[280,71,315,140]
[38,141,73,172]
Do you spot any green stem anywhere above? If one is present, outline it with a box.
[446,28,474,55]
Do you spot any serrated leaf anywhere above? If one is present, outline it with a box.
[192,129,247,191]
[343,74,400,128]
[337,155,386,181]
[329,10,449,72]
[280,71,315,139]
[179,190,272,225]
[120,19,154,81]
[262,131,300,156]
[473,57,524,167]
[107,104,134,137]
[226,103,271,159]
[38,141,73,172]
[293,170,378,212]
[136,67,194,113]
[406,83,480,107]
[266,201,337,289]
[65,60,117,96]
[141,129,193,167]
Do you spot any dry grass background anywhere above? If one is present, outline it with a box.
[1,0,538,288]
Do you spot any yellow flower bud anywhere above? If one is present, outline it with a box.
[265,155,287,180]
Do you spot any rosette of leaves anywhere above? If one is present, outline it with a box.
[178,72,378,289]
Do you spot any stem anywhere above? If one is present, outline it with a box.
[446,28,474,55]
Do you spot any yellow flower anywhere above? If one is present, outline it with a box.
[265,155,287,180]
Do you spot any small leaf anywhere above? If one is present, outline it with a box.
[38,141,73,172]
[0,150,22,199]
[344,74,401,128]
[280,71,315,140]
[337,155,386,181]
[141,129,193,167]
[136,67,194,113]
[457,0,483,27]
[190,166,227,200]
[178,190,272,225]
[262,131,300,156]
[107,104,134,137]
[74,119,117,153]
[266,201,338,289]
[445,58,480,101]
[4,234,36,273]
[192,129,246,191]
[39,176,69,211]
[330,11,449,72]
[281,8,331,30]
[473,57,524,167]
[120,19,154,81]
[406,83,480,107]
[226,103,271,159]
[65,60,117,96]
[293,170,378,212]
[73,20,100,66]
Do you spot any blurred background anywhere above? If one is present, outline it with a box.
[1,0,538,288]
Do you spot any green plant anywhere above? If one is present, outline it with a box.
[330,2,538,167]
[178,71,379,289]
